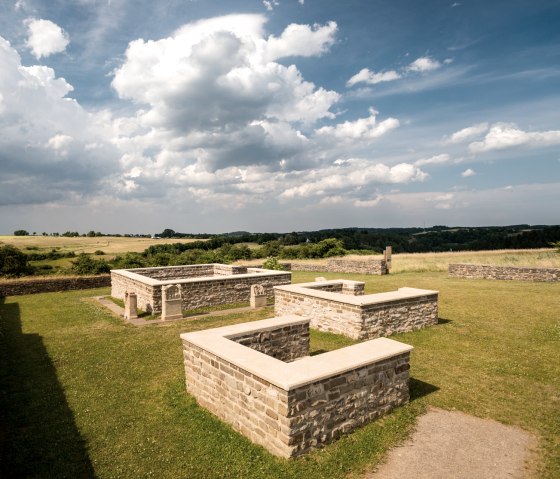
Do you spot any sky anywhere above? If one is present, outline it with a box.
[0,0,559,234]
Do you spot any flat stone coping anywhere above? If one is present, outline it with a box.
[274,281,438,306]
[111,264,290,287]
[180,316,413,390]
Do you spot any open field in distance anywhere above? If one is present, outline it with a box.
[0,235,206,256]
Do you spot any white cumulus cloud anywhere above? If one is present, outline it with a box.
[469,122,560,152]
[461,168,476,177]
[445,122,489,144]
[407,56,441,72]
[346,68,401,87]
[25,18,70,59]
[414,153,450,167]
[315,108,399,140]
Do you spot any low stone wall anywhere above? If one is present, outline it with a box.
[181,316,412,457]
[0,275,111,297]
[448,264,560,282]
[288,258,388,275]
[111,264,291,313]
[274,281,438,340]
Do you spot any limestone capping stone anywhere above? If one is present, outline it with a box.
[448,263,560,282]
[181,316,413,457]
[111,264,291,314]
[274,281,438,339]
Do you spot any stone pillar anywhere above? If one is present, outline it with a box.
[342,281,365,296]
[162,284,183,321]
[124,291,138,320]
[250,284,267,309]
[384,246,392,271]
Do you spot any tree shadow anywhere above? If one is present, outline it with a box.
[409,377,439,402]
[0,297,96,478]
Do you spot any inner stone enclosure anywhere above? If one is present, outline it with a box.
[111,264,291,314]
[274,280,439,340]
[181,316,413,458]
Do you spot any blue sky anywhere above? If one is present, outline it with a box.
[0,0,559,234]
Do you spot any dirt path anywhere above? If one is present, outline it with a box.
[367,407,537,479]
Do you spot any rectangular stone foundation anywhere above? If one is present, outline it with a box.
[448,263,560,282]
[181,316,412,458]
[111,264,291,314]
[274,280,438,340]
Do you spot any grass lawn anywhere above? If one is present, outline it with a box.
[0,271,558,478]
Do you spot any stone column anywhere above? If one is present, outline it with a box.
[384,246,392,272]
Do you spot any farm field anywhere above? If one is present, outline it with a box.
[0,235,205,256]
[0,270,558,478]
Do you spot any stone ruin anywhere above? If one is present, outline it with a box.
[181,315,412,458]
[250,284,267,308]
[111,263,291,316]
[274,280,438,340]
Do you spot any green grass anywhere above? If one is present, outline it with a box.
[0,271,559,478]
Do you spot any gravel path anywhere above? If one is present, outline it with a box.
[367,407,537,479]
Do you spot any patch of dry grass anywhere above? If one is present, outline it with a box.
[0,235,206,255]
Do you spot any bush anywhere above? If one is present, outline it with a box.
[13,230,29,236]
[94,250,105,256]
[262,257,285,271]
[0,245,34,277]
[69,254,110,275]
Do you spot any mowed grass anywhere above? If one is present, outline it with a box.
[1,271,559,478]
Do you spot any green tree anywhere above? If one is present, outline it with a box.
[0,245,33,277]
[13,230,29,236]
[70,254,110,275]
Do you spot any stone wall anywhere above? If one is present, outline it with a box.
[111,265,291,314]
[448,264,560,282]
[0,275,110,297]
[181,316,412,458]
[274,281,438,340]
[288,258,388,275]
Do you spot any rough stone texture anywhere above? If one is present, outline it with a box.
[0,275,111,297]
[274,281,438,340]
[231,322,309,362]
[181,316,412,458]
[111,264,291,314]
[288,258,388,275]
[448,263,560,282]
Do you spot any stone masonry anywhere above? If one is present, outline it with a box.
[181,316,412,457]
[111,264,291,314]
[448,263,560,282]
[0,275,111,297]
[288,258,388,275]
[274,280,438,340]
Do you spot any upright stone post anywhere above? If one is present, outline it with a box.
[384,246,392,272]
[162,284,183,321]
[124,291,138,320]
[250,284,267,309]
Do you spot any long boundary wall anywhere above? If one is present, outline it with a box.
[448,264,560,282]
[0,275,110,297]
[111,264,291,313]
[181,316,412,457]
[287,258,388,275]
[274,281,438,340]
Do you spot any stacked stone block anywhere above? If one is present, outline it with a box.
[288,258,388,275]
[274,281,438,340]
[448,264,560,282]
[0,275,111,297]
[181,316,412,458]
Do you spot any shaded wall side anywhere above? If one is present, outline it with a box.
[287,352,411,457]
[231,322,309,362]
[110,272,157,313]
[180,273,291,310]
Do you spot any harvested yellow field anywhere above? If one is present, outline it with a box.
[0,236,205,255]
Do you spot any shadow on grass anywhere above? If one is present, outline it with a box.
[0,297,96,478]
[409,377,439,402]
[310,349,328,356]
[437,317,453,325]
